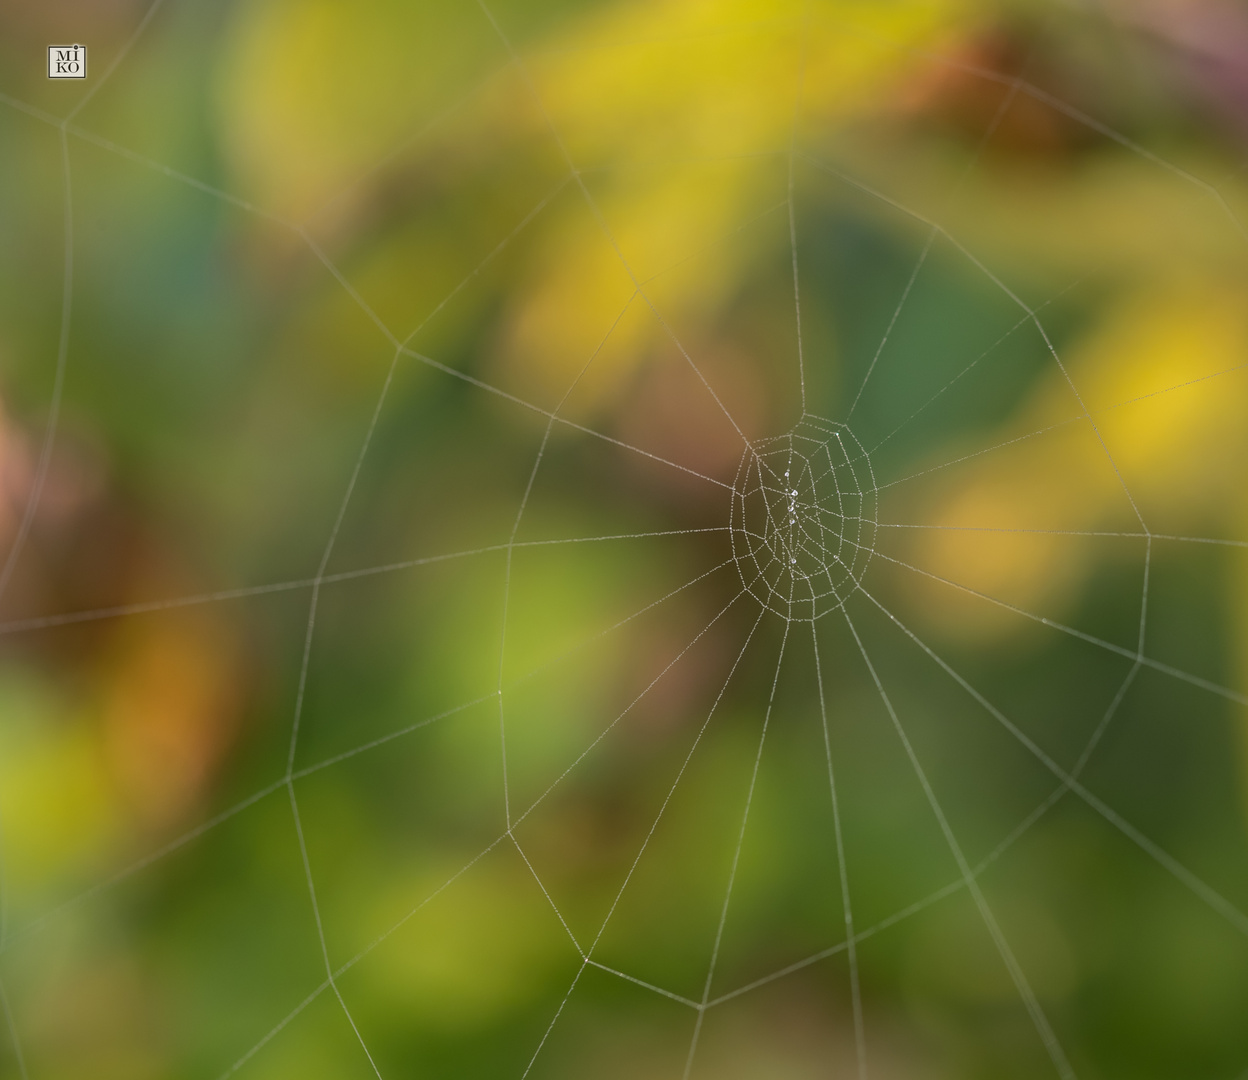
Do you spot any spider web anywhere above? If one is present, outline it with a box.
[0,1,1247,1078]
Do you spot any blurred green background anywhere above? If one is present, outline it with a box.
[1,0,1247,1077]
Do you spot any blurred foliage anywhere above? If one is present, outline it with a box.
[0,0,1247,1078]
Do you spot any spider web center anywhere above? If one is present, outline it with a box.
[729,415,878,621]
